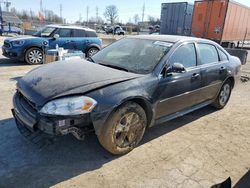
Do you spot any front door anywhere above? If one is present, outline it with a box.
[155,43,202,119]
[49,28,76,50]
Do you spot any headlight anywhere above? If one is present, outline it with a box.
[40,96,97,115]
[12,40,25,47]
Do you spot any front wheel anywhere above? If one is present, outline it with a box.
[25,47,43,65]
[212,80,232,109]
[98,102,147,155]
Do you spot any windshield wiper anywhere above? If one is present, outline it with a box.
[99,63,129,72]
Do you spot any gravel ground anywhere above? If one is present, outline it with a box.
[0,36,250,188]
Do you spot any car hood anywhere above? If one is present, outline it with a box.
[17,60,143,107]
[5,35,46,42]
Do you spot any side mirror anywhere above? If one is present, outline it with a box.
[164,63,186,77]
[171,63,186,73]
[53,34,59,40]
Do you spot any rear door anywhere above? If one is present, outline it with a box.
[72,29,88,51]
[155,42,202,119]
[197,43,228,102]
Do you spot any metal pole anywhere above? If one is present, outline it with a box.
[86,6,89,25]
[60,3,62,23]
[242,28,248,48]
[0,2,3,35]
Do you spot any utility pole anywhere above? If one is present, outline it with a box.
[40,0,42,11]
[0,2,3,35]
[142,2,145,23]
[60,3,62,23]
[86,6,89,24]
[96,6,98,23]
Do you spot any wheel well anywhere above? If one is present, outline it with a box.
[85,46,100,52]
[126,98,153,128]
[226,77,235,88]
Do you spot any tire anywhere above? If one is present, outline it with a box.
[212,80,232,109]
[25,47,43,65]
[86,47,99,57]
[98,102,147,155]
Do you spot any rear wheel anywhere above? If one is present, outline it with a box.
[98,102,147,155]
[212,80,232,109]
[86,47,99,57]
[25,47,43,65]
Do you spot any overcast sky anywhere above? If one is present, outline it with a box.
[4,0,250,23]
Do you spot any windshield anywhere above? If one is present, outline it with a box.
[92,38,173,74]
[33,26,56,37]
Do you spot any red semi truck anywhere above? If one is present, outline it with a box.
[192,0,250,48]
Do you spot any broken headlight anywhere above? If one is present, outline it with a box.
[40,96,97,115]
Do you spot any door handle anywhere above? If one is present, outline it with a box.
[191,73,200,79]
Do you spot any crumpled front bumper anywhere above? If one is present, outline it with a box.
[12,92,94,140]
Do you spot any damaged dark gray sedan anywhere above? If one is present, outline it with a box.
[12,35,241,154]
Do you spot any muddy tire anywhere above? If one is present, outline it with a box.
[25,47,43,65]
[212,80,232,109]
[98,102,147,155]
[86,47,99,57]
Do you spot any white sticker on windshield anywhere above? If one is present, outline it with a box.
[154,41,173,47]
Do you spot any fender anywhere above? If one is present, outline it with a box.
[91,95,154,136]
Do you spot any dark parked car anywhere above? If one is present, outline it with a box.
[2,25,102,64]
[105,25,125,35]
[12,35,241,154]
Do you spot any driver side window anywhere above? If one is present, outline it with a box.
[169,43,197,68]
[55,29,72,37]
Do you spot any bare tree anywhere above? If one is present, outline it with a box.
[148,15,160,26]
[134,14,140,24]
[104,5,118,25]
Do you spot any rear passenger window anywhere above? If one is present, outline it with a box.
[85,31,97,37]
[169,43,197,68]
[198,43,219,64]
[73,29,86,37]
[218,48,228,61]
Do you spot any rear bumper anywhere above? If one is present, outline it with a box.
[12,92,94,138]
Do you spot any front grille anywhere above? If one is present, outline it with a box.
[4,41,11,48]
[17,91,38,118]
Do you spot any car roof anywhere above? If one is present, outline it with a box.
[128,35,213,44]
[46,24,95,32]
